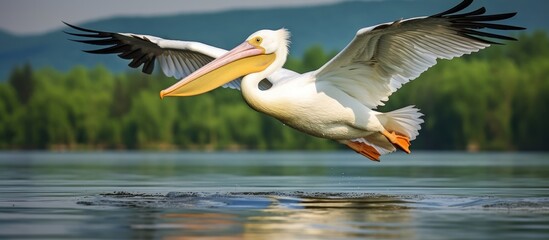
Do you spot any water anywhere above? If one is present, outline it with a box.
[1,151,548,239]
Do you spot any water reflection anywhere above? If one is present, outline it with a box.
[154,213,242,240]
[87,192,415,239]
[244,194,414,239]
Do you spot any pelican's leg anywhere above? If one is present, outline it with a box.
[381,130,411,154]
[345,141,381,162]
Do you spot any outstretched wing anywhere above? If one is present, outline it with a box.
[64,22,226,80]
[315,0,524,109]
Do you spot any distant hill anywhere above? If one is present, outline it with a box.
[0,0,546,80]
[0,30,15,42]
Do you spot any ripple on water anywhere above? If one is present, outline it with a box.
[76,191,549,213]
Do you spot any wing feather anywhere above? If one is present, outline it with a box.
[64,22,222,79]
[315,0,524,109]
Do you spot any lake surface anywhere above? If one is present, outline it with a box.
[1,151,548,239]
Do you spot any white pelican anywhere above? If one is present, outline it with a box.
[65,0,523,161]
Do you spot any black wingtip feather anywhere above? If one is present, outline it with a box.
[64,23,159,74]
[71,38,120,45]
[143,57,155,74]
[63,21,103,34]
[459,33,502,45]
[431,0,474,17]
[430,0,524,44]
[449,7,486,18]
[460,29,517,41]
[64,31,109,38]
[83,44,131,54]
[453,22,525,31]
[128,54,150,69]
[118,49,142,60]
[459,12,518,22]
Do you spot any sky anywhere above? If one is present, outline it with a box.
[0,0,343,35]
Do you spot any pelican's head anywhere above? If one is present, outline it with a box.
[160,29,289,98]
[245,29,290,57]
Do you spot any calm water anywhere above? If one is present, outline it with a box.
[1,151,548,239]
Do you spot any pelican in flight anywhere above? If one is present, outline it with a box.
[66,0,523,161]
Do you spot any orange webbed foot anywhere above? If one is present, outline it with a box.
[346,141,381,162]
[382,130,411,154]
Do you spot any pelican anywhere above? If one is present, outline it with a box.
[65,0,523,161]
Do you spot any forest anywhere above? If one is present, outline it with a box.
[0,31,548,151]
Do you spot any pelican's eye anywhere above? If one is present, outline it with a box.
[252,36,263,45]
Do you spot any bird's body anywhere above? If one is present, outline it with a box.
[66,0,523,161]
[246,71,381,140]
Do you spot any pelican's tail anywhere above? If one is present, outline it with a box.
[377,105,424,142]
[343,106,424,161]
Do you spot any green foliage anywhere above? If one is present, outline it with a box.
[284,45,337,73]
[8,63,34,104]
[1,32,548,151]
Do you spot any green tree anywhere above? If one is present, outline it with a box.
[0,84,19,147]
[8,63,34,104]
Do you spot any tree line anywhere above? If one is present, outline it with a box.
[0,31,548,151]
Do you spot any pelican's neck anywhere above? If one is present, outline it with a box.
[241,45,288,113]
